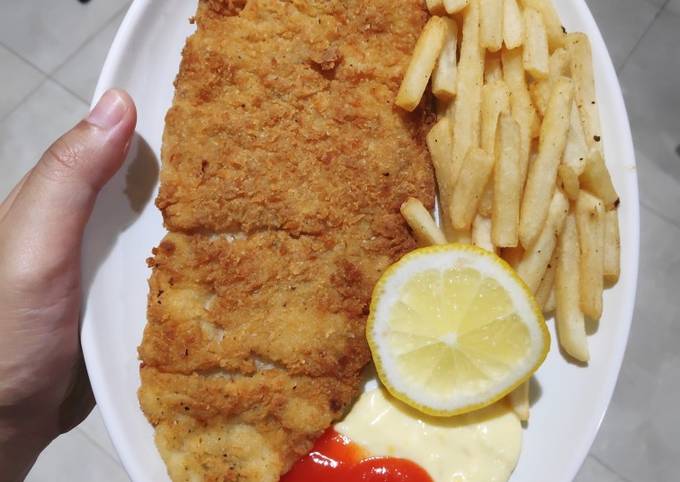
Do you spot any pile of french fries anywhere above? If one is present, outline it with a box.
[397,0,621,421]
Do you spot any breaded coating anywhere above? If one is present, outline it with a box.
[156,0,433,235]
[139,1,435,481]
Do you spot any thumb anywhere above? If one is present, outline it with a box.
[1,89,136,286]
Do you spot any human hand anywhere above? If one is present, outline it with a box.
[0,89,136,481]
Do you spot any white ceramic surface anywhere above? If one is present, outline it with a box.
[81,1,640,481]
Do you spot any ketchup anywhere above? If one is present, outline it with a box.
[281,429,433,482]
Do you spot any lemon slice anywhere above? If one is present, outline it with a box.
[366,244,549,416]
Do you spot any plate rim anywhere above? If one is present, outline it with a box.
[82,1,640,481]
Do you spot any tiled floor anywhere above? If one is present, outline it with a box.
[0,0,678,481]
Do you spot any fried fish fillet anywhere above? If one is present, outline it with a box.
[138,0,435,480]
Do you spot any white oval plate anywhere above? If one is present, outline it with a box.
[82,1,640,481]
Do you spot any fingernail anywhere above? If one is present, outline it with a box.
[87,89,127,129]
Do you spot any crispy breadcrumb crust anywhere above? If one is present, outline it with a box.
[139,1,434,481]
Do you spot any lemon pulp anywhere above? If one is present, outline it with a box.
[367,244,548,416]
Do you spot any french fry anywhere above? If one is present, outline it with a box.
[451,148,495,230]
[481,0,504,52]
[562,101,588,175]
[509,382,530,421]
[604,209,621,283]
[519,76,573,248]
[556,213,589,362]
[519,0,565,51]
[478,183,494,217]
[492,113,522,247]
[427,118,457,240]
[485,51,504,83]
[401,197,448,246]
[503,0,524,49]
[529,81,550,119]
[432,18,459,101]
[426,0,446,15]
[530,47,570,116]
[502,47,537,187]
[449,228,473,244]
[426,118,455,212]
[535,249,558,311]
[544,285,556,312]
[576,191,605,320]
[396,16,447,112]
[472,214,495,252]
[550,47,571,77]
[444,0,470,14]
[516,189,568,293]
[566,32,602,151]
[481,80,511,155]
[580,148,619,209]
[451,0,484,183]
[523,9,550,79]
[558,164,580,201]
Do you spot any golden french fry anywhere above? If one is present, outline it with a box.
[472,214,495,252]
[481,80,511,155]
[481,0,504,52]
[509,382,530,421]
[396,16,447,112]
[558,164,580,201]
[519,0,565,51]
[580,148,619,209]
[427,118,457,240]
[562,101,588,175]
[449,228,473,244]
[530,47,570,115]
[502,47,536,187]
[485,51,504,83]
[426,0,446,15]
[519,77,573,248]
[501,246,524,272]
[451,0,484,183]
[492,113,522,247]
[478,182,494,217]
[566,32,602,151]
[451,148,495,230]
[604,209,621,283]
[479,73,509,224]
[432,18,459,101]
[503,0,524,49]
[535,249,558,311]
[426,118,455,211]
[549,47,570,77]
[444,0,470,14]
[576,190,605,320]
[529,81,551,118]
[516,189,568,293]
[544,285,556,313]
[556,213,589,362]
[523,9,550,79]
[401,197,448,246]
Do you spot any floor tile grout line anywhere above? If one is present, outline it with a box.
[641,199,680,230]
[0,77,49,124]
[0,2,132,121]
[619,0,670,72]
[50,78,92,105]
[0,77,89,127]
[48,1,133,78]
[0,40,51,76]
[591,454,635,482]
[77,428,126,469]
